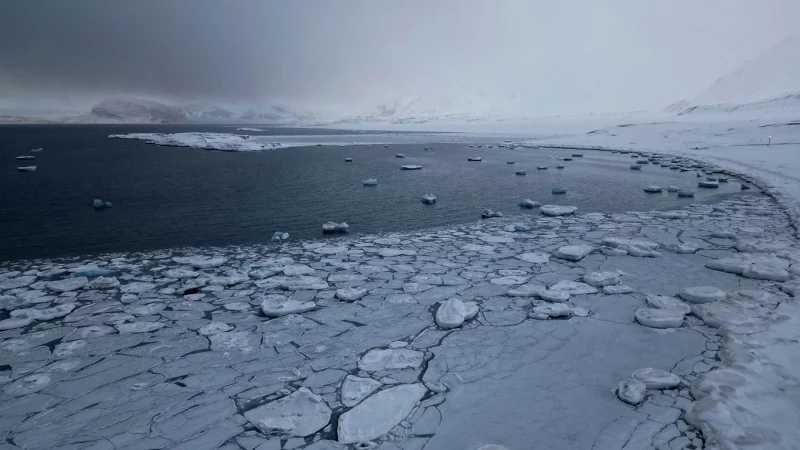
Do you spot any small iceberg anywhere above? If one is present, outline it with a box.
[718,176,729,182]
[468,157,482,162]
[401,165,422,170]
[630,165,642,170]
[636,160,649,164]
[507,161,515,164]
[667,185,680,192]
[481,209,503,219]
[363,178,378,186]
[644,185,663,193]
[15,155,35,160]
[677,191,695,197]
[322,221,349,233]
[395,154,405,158]
[345,158,352,162]
[516,170,527,175]
[557,164,565,169]
[271,231,289,242]
[541,205,578,216]
[572,153,584,157]
[92,199,113,209]
[552,187,567,194]
[30,148,43,152]
[698,180,720,188]
[17,166,36,172]
[706,176,718,181]
[537,166,548,170]
[421,194,437,204]
[510,223,531,232]
[519,199,540,209]
[562,157,573,161]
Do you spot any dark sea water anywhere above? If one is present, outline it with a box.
[0,125,746,261]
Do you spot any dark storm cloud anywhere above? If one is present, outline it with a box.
[1,0,799,115]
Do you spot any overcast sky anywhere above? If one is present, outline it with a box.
[1,0,798,116]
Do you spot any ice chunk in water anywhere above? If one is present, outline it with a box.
[644,185,663,193]
[551,187,567,194]
[322,222,349,233]
[271,231,289,242]
[17,166,37,172]
[421,194,437,204]
[519,199,540,208]
[481,209,503,219]
[92,199,112,209]
[363,178,378,186]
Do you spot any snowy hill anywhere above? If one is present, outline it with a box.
[668,33,800,115]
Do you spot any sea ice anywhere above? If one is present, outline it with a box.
[644,185,663,193]
[46,277,88,292]
[515,252,550,264]
[551,187,567,194]
[435,298,479,329]
[400,165,422,170]
[519,199,539,208]
[538,289,570,303]
[16,166,37,172]
[363,178,378,186]
[421,194,437,204]
[322,222,349,233]
[481,209,503,219]
[617,380,646,405]
[678,286,726,304]
[336,287,368,302]
[341,375,382,408]
[261,294,316,317]
[271,231,289,242]
[603,285,633,294]
[337,383,427,444]
[92,199,112,209]
[645,294,692,314]
[244,388,332,437]
[553,244,594,261]
[531,303,571,318]
[358,348,424,371]
[549,280,598,295]
[582,271,622,287]
[507,284,545,297]
[635,307,685,329]
[540,205,577,216]
[173,255,228,269]
[631,368,681,389]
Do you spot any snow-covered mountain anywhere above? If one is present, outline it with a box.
[668,33,800,115]
[72,98,187,124]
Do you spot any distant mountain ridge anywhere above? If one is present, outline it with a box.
[667,33,800,115]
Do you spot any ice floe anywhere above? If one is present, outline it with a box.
[435,298,479,329]
[540,204,577,216]
[244,388,332,436]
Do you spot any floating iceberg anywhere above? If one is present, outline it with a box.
[16,166,36,172]
[557,164,565,169]
[537,166,548,170]
[515,170,526,175]
[271,231,289,242]
[630,165,642,170]
[541,205,577,216]
[30,148,43,152]
[571,153,584,157]
[717,176,729,182]
[322,221,349,233]
[507,161,515,164]
[562,157,573,161]
[345,158,352,162]
[400,165,422,170]
[92,199,112,209]
[644,185,663,193]
[421,194,437,204]
[667,185,680,192]
[698,180,720,188]
[395,153,405,158]
[15,156,35,160]
[481,209,503,219]
[468,157,482,162]
[363,178,378,186]
[678,191,695,197]
[519,199,540,209]
[552,187,566,194]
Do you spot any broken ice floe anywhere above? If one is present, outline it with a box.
[363,178,378,186]
[322,221,349,233]
[540,205,577,216]
[519,199,540,209]
[92,199,112,209]
[435,298,479,329]
[421,194,437,204]
[481,209,503,219]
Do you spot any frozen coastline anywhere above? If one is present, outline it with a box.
[1,185,797,449]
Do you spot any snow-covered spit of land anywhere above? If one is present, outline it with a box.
[2,187,799,449]
[107,131,499,152]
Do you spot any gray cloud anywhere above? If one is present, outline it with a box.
[1,0,798,115]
